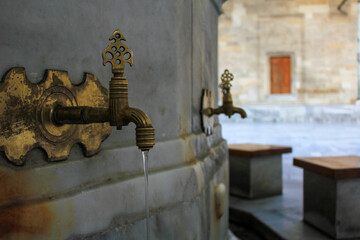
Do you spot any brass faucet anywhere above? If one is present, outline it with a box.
[0,30,154,165]
[53,30,155,151]
[203,69,247,119]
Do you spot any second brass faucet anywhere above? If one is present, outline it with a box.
[54,30,155,151]
[203,69,247,119]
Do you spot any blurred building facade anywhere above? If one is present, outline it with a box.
[219,0,358,106]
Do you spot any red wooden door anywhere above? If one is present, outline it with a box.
[270,56,291,94]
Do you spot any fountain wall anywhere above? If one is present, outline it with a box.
[0,0,228,239]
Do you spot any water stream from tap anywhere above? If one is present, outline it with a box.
[142,150,150,240]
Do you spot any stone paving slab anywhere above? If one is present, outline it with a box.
[229,180,332,240]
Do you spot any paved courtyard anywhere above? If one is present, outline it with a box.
[220,119,360,181]
[221,119,360,239]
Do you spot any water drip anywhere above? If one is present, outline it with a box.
[142,150,150,240]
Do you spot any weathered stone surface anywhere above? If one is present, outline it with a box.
[0,0,229,239]
[0,146,228,240]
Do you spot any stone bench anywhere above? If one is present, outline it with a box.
[229,143,292,199]
[294,156,360,239]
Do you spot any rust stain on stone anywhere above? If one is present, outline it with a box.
[0,168,32,207]
[0,203,53,239]
[0,167,55,239]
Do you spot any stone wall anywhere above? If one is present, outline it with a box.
[0,1,229,239]
[219,0,358,106]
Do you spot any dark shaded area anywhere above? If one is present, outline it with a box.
[229,221,264,240]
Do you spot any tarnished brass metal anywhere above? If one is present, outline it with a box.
[0,68,111,165]
[0,29,155,165]
[55,29,155,151]
[201,69,247,135]
[102,30,133,74]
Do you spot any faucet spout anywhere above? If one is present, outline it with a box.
[232,107,247,119]
[125,107,155,151]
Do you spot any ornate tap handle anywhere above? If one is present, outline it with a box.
[219,69,234,94]
[102,30,134,74]
[101,29,155,152]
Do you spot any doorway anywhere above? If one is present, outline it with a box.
[270,56,291,94]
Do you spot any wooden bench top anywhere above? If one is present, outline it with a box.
[293,156,360,179]
[228,143,292,158]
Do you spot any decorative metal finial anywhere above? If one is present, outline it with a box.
[102,30,133,74]
[219,69,234,94]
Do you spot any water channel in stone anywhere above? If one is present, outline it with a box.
[142,150,150,240]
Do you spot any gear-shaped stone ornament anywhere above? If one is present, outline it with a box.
[0,67,111,165]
